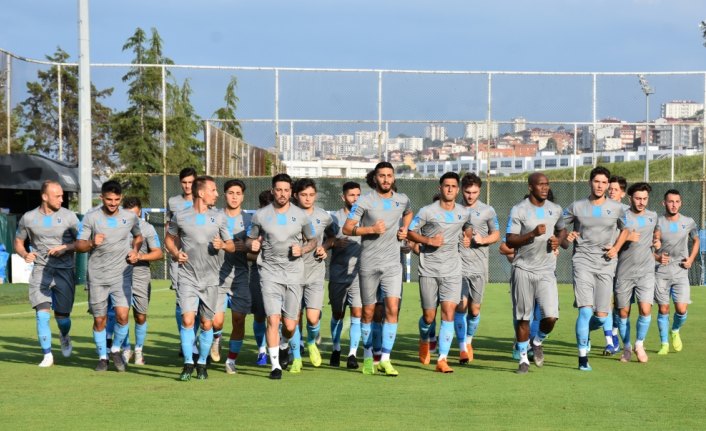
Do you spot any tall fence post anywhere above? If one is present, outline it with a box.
[377,71,383,161]
[592,73,597,167]
[274,69,280,162]
[485,72,492,204]
[57,64,63,161]
[4,52,10,154]
[161,64,167,209]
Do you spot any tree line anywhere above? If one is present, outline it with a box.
[0,27,243,201]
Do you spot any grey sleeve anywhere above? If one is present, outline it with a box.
[247,212,261,239]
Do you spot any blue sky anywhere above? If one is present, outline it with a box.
[3,0,706,145]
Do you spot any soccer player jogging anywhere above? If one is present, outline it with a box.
[292,178,333,372]
[122,197,163,365]
[454,173,500,365]
[75,180,142,372]
[14,180,79,367]
[165,176,235,381]
[246,173,317,380]
[654,189,699,355]
[167,167,196,337]
[217,179,254,374]
[607,175,629,353]
[407,172,472,373]
[613,183,659,363]
[327,181,364,369]
[562,166,628,371]
[506,173,566,374]
[342,162,413,376]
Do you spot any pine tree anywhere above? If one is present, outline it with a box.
[15,47,114,172]
[212,76,242,138]
[113,28,172,200]
[166,78,203,172]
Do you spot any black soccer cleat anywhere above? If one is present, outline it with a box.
[195,364,208,380]
[180,363,195,381]
[516,362,530,374]
[269,368,282,380]
[111,351,126,372]
[330,350,341,367]
[95,359,109,372]
[346,354,359,370]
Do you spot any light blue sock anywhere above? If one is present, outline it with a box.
[618,317,630,346]
[636,315,651,342]
[439,320,454,358]
[372,321,383,352]
[588,314,603,331]
[518,340,530,356]
[106,308,116,339]
[289,326,302,359]
[349,317,361,353]
[530,302,541,338]
[658,313,670,343]
[93,328,107,358]
[381,322,398,354]
[534,329,549,345]
[306,321,320,345]
[330,318,343,350]
[180,326,196,364]
[36,311,52,354]
[361,322,373,352]
[197,328,214,364]
[135,322,147,349]
[454,312,467,344]
[467,314,480,338]
[112,323,129,353]
[229,339,243,355]
[576,307,593,352]
[418,317,432,341]
[672,312,687,331]
[174,303,182,332]
[253,321,266,349]
[122,327,131,349]
[56,317,71,337]
[602,312,613,333]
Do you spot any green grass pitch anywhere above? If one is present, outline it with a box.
[0,281,704,430]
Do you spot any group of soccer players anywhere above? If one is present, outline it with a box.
[15,162,697,379]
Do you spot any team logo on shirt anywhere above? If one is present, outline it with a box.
[316,218,321,224]
[56,217,62,224]
[396,202,400,207]
[292,217,297,222]
[210,217,216,223]
[121,218,127,224]
[458,214,462,220]
[606,210,612,215]
[682,224,687,229]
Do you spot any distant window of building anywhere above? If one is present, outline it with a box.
[545,159,557,167]
[534,159,542,168]
[614,155,624,162]
[515,160,523,169]
[490,161,497,169]
[601,156,610,163]
[501,160,512,168]
[583,157,593,165]
[560,158,569,167]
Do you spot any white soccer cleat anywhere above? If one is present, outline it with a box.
[122,348,133,364]
[134,348,145,366]
[38,354,54,368]
[60,335,73,358]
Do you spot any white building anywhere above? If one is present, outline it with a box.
[512,117,527,133]
[285,159,378,178]
[424,124,447,142]
[387,136,424,152]
[355,131,388,156]
[464,122,499,140]
[661,101,703,119]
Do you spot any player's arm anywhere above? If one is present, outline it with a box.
[301,237,318,254]
[74,217,95,253]
[682,227,700,269]
[604,228,629,259]
[13,236,36,263]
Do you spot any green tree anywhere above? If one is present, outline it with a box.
[212,76,242,138]
[166,78,203,172]
[0,83,22,153]
[113,28,172,200]
[15,47,115,172]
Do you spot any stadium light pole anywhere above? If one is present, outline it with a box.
[78,0,92,214]
[638,74,654,182]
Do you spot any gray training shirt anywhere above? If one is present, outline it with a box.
[167,194,193,220]
[78,208,141,283]
[16,207,79,269]
[168,206,230,287]
[219,210,253,287]
[655,214,698,279]
[461,201,499,276]
[507,198,565,273]
[562,198,626,274]
[616,209,659,281]
[329,208,362,285]
[132,218,161,280]
[247,203,316,283]
[348,190,412,271]
[302,206,334,283]
[410,201,472,277]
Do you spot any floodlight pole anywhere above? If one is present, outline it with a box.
[78,0,92,213]
[639,74,654,182]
